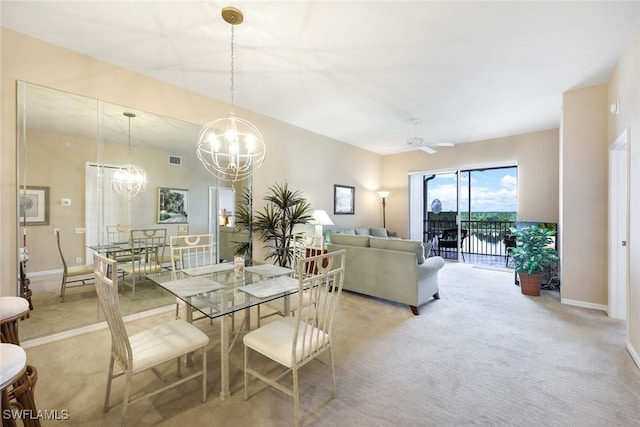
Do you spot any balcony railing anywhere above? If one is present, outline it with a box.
[424,220,516,257]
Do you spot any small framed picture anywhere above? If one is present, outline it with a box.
[157,187,189,224]
[19,186,49,226]
[334,184,355,215]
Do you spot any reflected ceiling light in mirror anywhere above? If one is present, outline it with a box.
[112,112,147,197]
[197,6,266,183]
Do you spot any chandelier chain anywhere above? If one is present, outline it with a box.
[230,25,235,109]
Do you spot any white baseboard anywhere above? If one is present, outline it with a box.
[627,341,640,370]
[28,268,62,277]
[561,298,607,312]
[21,304,174,349]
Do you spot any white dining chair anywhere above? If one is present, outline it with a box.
[257,233,323,327]
[169,234,218,321]
[93,252,209,426]
[243,250,346,427]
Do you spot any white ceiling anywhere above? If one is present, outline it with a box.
[3,1,640,155]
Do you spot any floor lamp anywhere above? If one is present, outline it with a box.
[377,191,390,228]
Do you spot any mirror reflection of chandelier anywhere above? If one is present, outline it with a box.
[112,112,147,197]
[197,6,266,183]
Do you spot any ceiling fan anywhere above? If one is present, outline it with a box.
[406,118,454,154]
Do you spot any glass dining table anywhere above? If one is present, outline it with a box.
[145,262,298,400]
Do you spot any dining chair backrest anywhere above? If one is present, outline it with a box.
[293,249,346,360]
[169,234,215,271]
[177,224,189,236]
[106,224,131,244]
[130,228,167,261]
[93,252,132,372]
[128,228,167,275]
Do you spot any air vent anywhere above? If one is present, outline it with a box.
[168,155,182,166]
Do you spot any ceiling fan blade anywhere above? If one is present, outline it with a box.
[435,142,454,147]
[418,145,437,154]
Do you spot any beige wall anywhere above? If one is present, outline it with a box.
[560,84,608,307]
[0,28,383,295]
[381,128,560,238]
[608,16,640,362]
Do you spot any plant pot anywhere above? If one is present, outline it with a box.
[518,272,543,296]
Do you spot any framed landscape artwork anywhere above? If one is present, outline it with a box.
[19,186,49,226]
[334,184,355,215]
[157,187,189,224]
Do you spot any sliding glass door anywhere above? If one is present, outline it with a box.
[413,165,517,264]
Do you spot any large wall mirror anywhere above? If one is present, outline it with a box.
[17,81,250,342]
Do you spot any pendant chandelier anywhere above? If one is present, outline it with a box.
[197,6,266,183]
[112,112,147,197]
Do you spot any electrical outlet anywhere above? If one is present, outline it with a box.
[53,228,60,235]
[75,257,82,264]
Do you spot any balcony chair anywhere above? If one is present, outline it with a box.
[503,231,517,267]
[244,250,346,427]
[437,228,468,261]
[55,229,94,302]
[93,252,209,426]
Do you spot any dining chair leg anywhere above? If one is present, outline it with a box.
[120,372,132,426]
[104,357,115,412]
[292,366,300,427]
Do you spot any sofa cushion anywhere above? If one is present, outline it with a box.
[336,228,356,235]
[370,227,388,238]
[330,234,370,247]
[369,238,427,264]
[355,228,371,236]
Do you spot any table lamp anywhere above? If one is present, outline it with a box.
[309,210,334,236]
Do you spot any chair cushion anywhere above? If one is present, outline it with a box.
[0,297,30,320]
[67,264,95,276]
[369,238,427,264]
[354,228,371,236]
[129,319,209,373]
[0,344,26,389]
[243,316,329,368]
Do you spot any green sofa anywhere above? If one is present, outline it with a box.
[327,234,444,315]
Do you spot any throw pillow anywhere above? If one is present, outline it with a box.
[355,228,371,236]
[370,227,388,238]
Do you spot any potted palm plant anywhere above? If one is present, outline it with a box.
[235,181,313,267]
[508,224,559,296]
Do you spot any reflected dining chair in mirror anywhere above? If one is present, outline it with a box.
[244,250,346,427]
[93,252,209,426]
[105,225,139,265]
[121,228,167,294]
[55,230,94,302]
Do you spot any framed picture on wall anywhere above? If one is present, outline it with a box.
[334,184,355,215]
[19,186,49,226]
[157,187,189,224]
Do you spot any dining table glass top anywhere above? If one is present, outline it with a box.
[145,262,298,319]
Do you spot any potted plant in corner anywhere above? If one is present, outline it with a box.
[236,181,313,268]
[508,224,559,296]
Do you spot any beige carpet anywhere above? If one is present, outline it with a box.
[20,262,640,426]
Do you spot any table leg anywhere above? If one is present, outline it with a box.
[219,313,230,400]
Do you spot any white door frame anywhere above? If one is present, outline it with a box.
[608,128,629,320]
